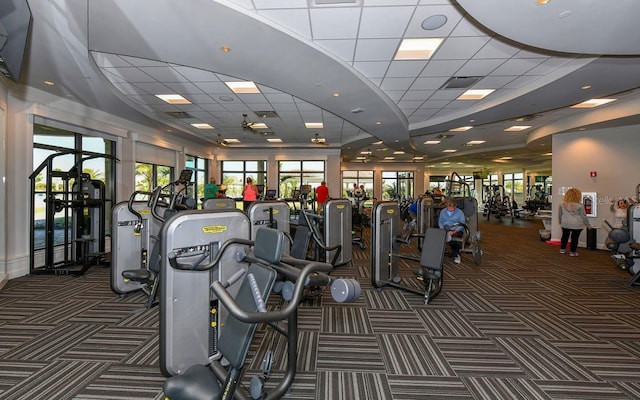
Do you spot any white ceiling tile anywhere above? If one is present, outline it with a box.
[352,61,390,78]
[476,76,517,89]
[492,58,546,76]
[120,56,168,67]
[253,0,307,9]
[386,60,426,78]
[316,39,357,62]
[310,8,361,40]
[402,90,435,101]
[420,59,466,77]
[104,67,156,82]
[354,38,401,61]
[411,76,449,90]
[404,5,464,37]
[358,7,415,38]
[261,9,312,40]
[91,53,131,68]
[456,59,504,76]
[434,36,491,60]
[132,82,172,94]
[474,38,521,59]
[172,66,219,82]
[381,77,414,90]
[164,82,205,94]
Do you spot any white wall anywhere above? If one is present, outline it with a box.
[551,126,640,248]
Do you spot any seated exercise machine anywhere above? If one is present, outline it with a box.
[112,170,195,308]
[604,219,640,287]
[444,173,483,265]
[298,198,352,267]
[370,201,447,304]
[162,227,361,400]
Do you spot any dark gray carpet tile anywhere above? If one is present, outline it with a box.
[368,309,427,335]
[0,360,107,400]
[551,340,640,382]
[560,314,640,341]
[535,379,633,400]
[513,312,598,341]
[614,340,640,360]
[124,334,160,366]
[462,376,553,400]
[526,292,600,315]
[365,288,413,311]
[0,324,53,355]
[67,302,155,325]
[0,360,48,394]
[322,306,371,334]
[613,381,640,399]
[481,293,548,312]
[433,337,526,378]
[247,329,318,373]
[116,307,159,328]
[377,333,455,376]
[463,278,520,296]
[20,300,98,325]
[387,375,472,400]
[415,309,484,338]
[2,323,102,361]
[60,326,157,363]
[446,292,503,313]
[241,370,318,400]
[474,265,530,282]
[316,333,386,372]
[495,337,600,381]
[71,364,165,400]
[296,306,324,331]
[0,299,50,323]
[500,279,555,294]
[316,370,393,400]
[571,295,640,314]
[463,312,539,337]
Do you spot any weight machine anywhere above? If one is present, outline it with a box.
[29,150,116,275]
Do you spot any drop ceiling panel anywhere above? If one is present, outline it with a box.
[354,38,401,62]
[315,39,357,62]
[309,8,361,39]
[358,7,415,38]
[434,36,492,59]
[261,9,312,39]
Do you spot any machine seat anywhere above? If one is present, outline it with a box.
[121,269,155,282]
[163,364,219,400]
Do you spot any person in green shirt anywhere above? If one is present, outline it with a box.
[203,177,219,200]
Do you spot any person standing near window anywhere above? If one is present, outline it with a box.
[315,180,329,212]
[203,177,218,200]
[242,177,258,211]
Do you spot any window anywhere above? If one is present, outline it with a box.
[135,162,174,193]
[342,170,373,199]
[382,171,414,201]
[222,160,267,199]
[185,154,207,205]
[482,174,499,202]
[32,124,116,250]
[278,161,324,199]
[503,173,523,199]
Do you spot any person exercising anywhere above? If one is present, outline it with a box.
[439,199,466,264]
[315,180,329,212]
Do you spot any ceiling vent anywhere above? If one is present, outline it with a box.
[254,111,279,118]
[441,76,482,89]
[165,111,193,119]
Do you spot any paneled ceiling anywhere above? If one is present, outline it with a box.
[14,0,640,174]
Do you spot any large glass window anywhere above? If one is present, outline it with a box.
[221,160,267,199]
[382,171,414,201]
[135,162,173,193]
[278,160,325,199]
[503,173,523,199]
[185,154,207,205]
[342,170,373,200]
[482,174,499,202]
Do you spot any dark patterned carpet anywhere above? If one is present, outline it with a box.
[2,217,640,399]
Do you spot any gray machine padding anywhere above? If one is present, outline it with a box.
[324,198,352,266]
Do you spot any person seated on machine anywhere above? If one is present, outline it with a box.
[439,199,466,264]
[610,197,630,228]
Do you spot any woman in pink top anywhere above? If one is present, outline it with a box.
[242,177,258,211]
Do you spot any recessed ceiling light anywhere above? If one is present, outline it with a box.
[360,150,372,155]
[499,156,513,160]
[375,121,383,125]
[537,0,551,4]
[384,156,395,160]
[504,125,531,132]
[413,156,424,160]
[225,81,260,94]
[393,151,405,155]
[450,126,473,132]
[44,80,55,86]
[442,149,457,153]
[223,138,240,143]
[220,45,231,52]
[570,98,617,108]
[267,138,282,143]
[191,123,214,129]
[421,14,448,30]
[581,85,591,90]
[394,38,443,60]
[372,141,383,145]
[543,152,553,156]
[356,156,367,160]
[466,140,486,145]
[156,94,191,104]
[333,92,340,97]
[424,140,441,144]
[441,161,451,165]
[457,89,495,100]
[305,122,324,129]
[251,123,268,129]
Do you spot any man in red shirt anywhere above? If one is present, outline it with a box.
[315,181,329,213]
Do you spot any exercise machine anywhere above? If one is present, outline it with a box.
[29,150,116,275]
[298,198,352,266]
[370,201,447,304]
[161,226,361,399]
